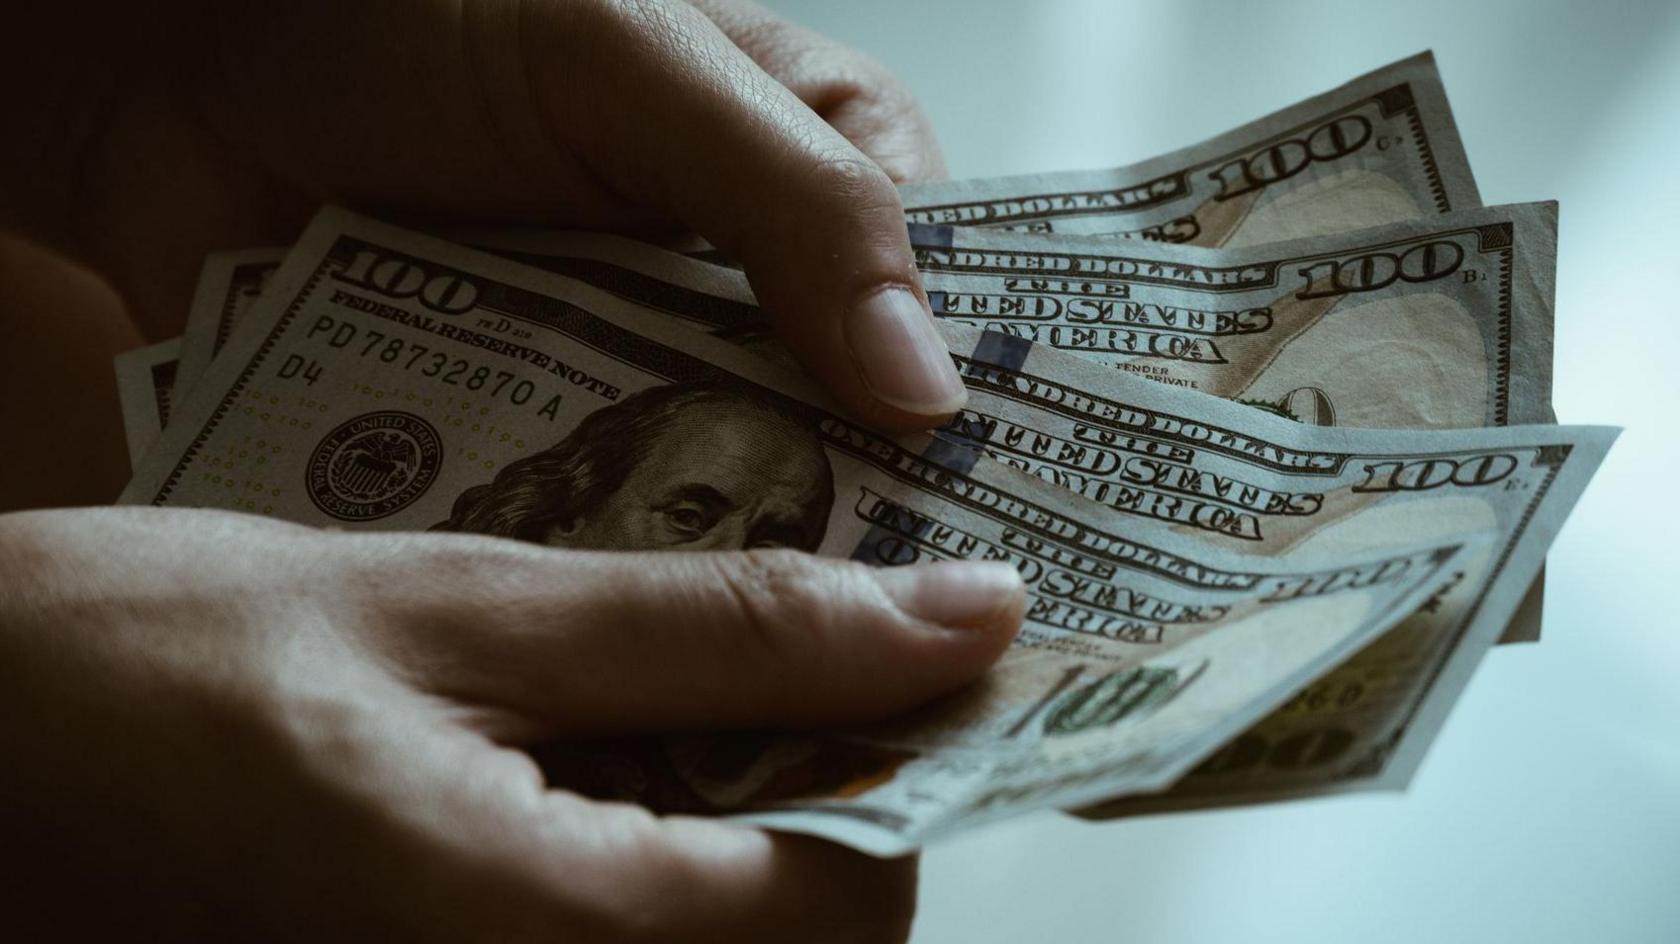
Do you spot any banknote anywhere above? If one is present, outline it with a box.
[289,210,1574,786]
[113,337,182,467]
[899,52,1480,245]
[913,203,1555,428]
[159,205,1557,638]
[177,248,285,399]
[446,205,1562,637]
[170,233,763,396]
[462,216,1572,785]
[393,204,1563,434]
[931,330,1592,814]
[134,234,763,474]
[124,207,1611,852]
[911,204,1559,646]
[172,203,1558,438]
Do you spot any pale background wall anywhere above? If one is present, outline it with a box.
[758,1,1680,941]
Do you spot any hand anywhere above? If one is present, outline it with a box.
[0,507,1023,941]
[9,0,962,432]
[684,0,947,184]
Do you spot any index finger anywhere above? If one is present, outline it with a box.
[681,0,949,183]
[527,0,967,429]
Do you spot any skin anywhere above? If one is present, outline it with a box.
[546,401,831,551]
[0,510,1024,941]
[1,0,961,509]
[0,1,1025,939]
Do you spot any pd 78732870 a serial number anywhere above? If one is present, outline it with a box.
[280,313,561,417]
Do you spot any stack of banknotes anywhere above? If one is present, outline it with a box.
[115,53,1614,855]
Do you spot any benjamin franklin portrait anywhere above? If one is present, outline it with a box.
[435,381,834,552]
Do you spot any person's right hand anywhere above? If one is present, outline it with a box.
[0,507,1024,941]
[9,0,965,438]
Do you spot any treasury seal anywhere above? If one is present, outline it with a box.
[306,411,442,521]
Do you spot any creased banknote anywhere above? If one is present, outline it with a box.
[167,202,1557,437]
[932,330,1584,814]
[177,248,285,400]
[121,233,767,469]
[155,203,1558,647]
[908,203,1556,429]
[113,337,182,467]
[430,216,1570,801]
[448,204,1561,637]
[900,52,1479,245]
[122,208,1611,852]
[344,207,1575,790]
[400,203,1563,436]
[908,202,1559,649]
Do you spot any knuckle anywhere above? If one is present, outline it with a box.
[585,823,690,941]
[806,151,899,208]
[520,805,686,943]
[721,547,813,615]
[743,548,855,617]
[730,16,786,56]
[834,50,917,108]
[713,549,838,667]
[337,532,554,641]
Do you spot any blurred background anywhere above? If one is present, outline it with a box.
[760,1,1680,941]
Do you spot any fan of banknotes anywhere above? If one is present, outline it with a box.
[115,53,1614,855]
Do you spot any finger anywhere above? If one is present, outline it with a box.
[201,1,963,429]
[528,793,919,943]
[357,534,1024,736]
[525,0,967,430]
[814,90,949,185]
[378,724,919,943]
[681,0,948,182]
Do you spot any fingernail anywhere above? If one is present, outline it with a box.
[875,561,1025,631]
[844,287,968,416]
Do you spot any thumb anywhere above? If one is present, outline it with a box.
[539,0,968,430]
[369,537,1024,737]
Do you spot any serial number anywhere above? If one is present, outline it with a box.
[287,315,555,415]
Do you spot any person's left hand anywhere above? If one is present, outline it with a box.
[0,507,1024,941]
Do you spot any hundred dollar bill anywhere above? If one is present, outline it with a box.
[912,202,1556,429]
[125,208,1610,852]
[900,52,1479,245]
[447,204,1561,432]
[911,204,1559,646]
[132,204,1560,810]
[113,337,182,468]
[171,233,758,396]
[928,330,1598,814]
[178,248,285,398]
[123,251,288,467]
[451,204,1560,637]
[162,206,1556,639]
[174,201,1556,435]
[458,218,1573,776]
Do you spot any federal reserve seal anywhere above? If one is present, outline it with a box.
[306,411,442,521]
